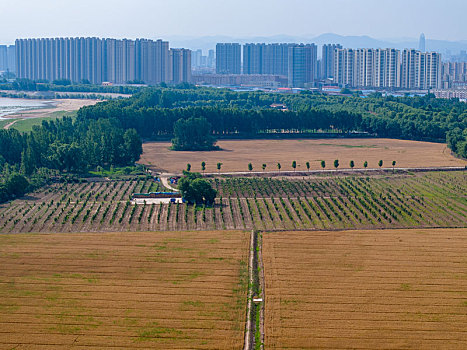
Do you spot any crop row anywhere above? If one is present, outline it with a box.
[0,172,465,233]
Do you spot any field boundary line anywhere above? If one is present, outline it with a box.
[157,166,467,178]
[243,229,255,350]
[258,231,265,350]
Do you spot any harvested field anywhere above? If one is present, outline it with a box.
[0,230,249,349]
[140,138,467,173]
[263,228,467,349]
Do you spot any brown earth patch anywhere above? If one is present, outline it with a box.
[140,138,466,173]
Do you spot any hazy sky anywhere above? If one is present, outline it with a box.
[1,0,466,44]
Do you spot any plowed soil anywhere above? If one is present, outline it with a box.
[140,138,467,173]
[0,230,249,349]
[263,228,467,349]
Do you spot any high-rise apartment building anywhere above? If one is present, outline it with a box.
[6,45,16,73]
[288,44,318,88]
[334,47,439,89]
[216,43,241,74]
[334,48,356,86]
[321,44,342,79]
[242,43,264,75]
[243,43,263,74]
[15,37,176,85]
[243,43,293,76]
[169,48,192,84]
[441,62,467,88]
[0,45,8,72]
[207,50,215,68]
[374,48,400,88]
[401,49,441,89]
[263,44,293,76]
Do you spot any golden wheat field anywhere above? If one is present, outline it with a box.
[263,228,467,349]
[0,230,249,349]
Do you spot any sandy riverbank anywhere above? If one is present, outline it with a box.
[4,99,99,119]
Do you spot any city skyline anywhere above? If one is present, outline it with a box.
[1,0,467,45]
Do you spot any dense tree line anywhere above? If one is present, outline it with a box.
[77,95,361,137]
[0,117,142,182]
[77,87,467,158]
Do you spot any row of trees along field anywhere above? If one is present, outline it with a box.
[77,86,467,157]
[190,160,393,173]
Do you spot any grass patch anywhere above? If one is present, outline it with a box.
[399,283,411,291]
[88,165,147,178]
[137,322,182,342]
[11,111,76,133]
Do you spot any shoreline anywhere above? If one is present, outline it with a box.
[0,98,99,120]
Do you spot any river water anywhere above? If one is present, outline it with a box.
[0,98,56,118]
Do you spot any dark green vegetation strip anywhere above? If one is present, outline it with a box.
[78,87,467,158]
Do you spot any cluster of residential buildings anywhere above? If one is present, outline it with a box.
[191,49,215,70]
[213,43,443,89]
[4,36,467,100]
[14,37,191,85]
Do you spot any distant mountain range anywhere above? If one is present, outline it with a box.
[166,33,467,56]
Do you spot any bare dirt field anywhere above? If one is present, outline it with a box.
[0,230,248,349]
[140,138,466,173]
[263,228,467,349]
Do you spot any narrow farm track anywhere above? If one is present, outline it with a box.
[170,165,467,178]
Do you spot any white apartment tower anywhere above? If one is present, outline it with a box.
[335,47,439,89]
[401,49,441,89]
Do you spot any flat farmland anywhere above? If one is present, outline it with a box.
[0,230,249,349]
[263,228,467,349]
[0,171,465,233]
[140,138,466,173]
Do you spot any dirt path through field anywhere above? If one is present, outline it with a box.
[3,119,19,129]
[160,174,179,191]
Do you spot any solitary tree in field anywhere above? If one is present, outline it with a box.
[350,160,355,169]
[306,161,310,172]
[334,159,339,171]
[262,163,267,172]
[201,161,206,174]
[248,163,253,172]
[217,162,222,174]
[378,160,383,168]
[292,160,297,172]
[321,160,326,170]
[363,161,368,169]
[392,160,396,172]
[172,116,217,151]
[186,163,191,172]
[277,163,281,172]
